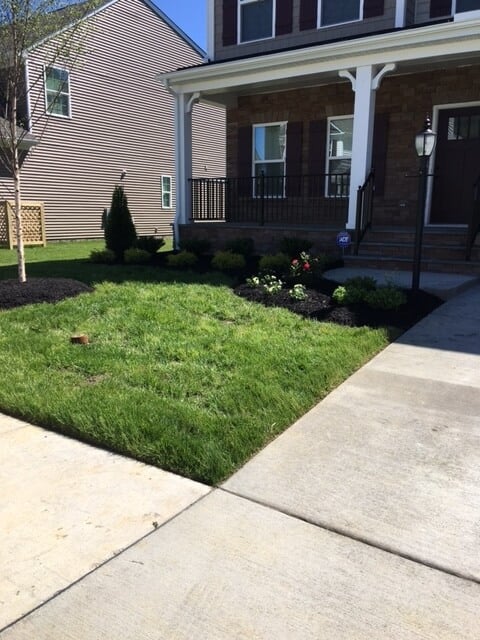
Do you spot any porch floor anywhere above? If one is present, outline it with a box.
[323,266,479,301]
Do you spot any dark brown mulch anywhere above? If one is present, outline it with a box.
[0,278,93,310]
[235,280,443,330]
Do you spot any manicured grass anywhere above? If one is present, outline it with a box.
[0,241,389,484]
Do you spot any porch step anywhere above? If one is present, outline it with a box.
[348,226,480,276]
[363,227,468,246]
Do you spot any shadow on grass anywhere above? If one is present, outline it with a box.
[0,258,234,289]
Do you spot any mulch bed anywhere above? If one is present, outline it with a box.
[0,276,443,332]
[0,278,93,310]
[235,279,443,330]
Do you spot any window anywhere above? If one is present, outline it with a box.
[326,116,353,196]
[45,67,71,117]
[447,115,480,140]
[239,0,274,43]
[253,122,286,197]
[161,175,172,208]
[319,0,361,26]
[456,0,480,12]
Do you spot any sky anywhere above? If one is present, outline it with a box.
[153,0,207,50]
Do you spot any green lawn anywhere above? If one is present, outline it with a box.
[0,241,389,484]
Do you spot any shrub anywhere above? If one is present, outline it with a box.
[258,253,291,276]
[104,185,137,261]
[89,248,115,264]
[224,237,255,257]
[166,251,198,269]
[279,236,313,258]
[289,284,308,301]
[332,286,349,305]
[136,236,165,255]
[124,248,151,265]
[211,251,246,272]
[364,286,407,310]
[332,276,379,306]
[179,237,212,256]
[344,276,377,291]
[260,274,283,295]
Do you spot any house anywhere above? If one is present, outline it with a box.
[160,0,480,273]
[0,0,225,241]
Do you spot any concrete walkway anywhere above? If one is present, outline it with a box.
[2,286,480,638]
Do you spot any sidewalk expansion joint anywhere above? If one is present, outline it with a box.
[220,487,480,587]
[0,487,215,635]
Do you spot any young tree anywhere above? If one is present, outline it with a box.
[0,0,99,282]
[104,184,137,261]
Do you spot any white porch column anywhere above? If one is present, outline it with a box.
[173,92,197,247]
[340,63,395,229]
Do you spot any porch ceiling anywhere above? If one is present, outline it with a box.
[160,20,480,107]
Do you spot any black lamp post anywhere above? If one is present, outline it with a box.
[412,116,437,292]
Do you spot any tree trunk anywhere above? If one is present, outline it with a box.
[12,95,26,283]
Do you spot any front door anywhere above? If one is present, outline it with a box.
[430,106,480,224]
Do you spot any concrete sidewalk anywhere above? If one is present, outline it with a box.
[2,286,480,638]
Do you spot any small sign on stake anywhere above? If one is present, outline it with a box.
[336,231,351,256]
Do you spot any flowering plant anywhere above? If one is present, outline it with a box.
[289,283,308,301]
[290,252,314,277]
[246,274,283,295]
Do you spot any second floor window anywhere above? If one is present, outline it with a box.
[320,0,361,27]
[240,0,274,42]
[456,0,480,11]
[45,67,71,117]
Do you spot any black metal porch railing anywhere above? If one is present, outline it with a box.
[354,170,375,255]
[466,175,480,261]
[190,174,350,226]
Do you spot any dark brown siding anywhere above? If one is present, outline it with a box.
[214,0,396,61]
[0,0,225,240]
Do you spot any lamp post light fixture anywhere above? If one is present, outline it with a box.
[412,115,437,292]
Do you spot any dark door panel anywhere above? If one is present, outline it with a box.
[431,107,480,224]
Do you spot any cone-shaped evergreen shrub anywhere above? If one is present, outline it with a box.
[105,185,137,260]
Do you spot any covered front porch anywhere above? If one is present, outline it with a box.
[160,17,480,273]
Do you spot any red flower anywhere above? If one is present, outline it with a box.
[303,262,310,271]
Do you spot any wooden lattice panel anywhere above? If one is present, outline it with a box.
[0,202,8,246]
[0,201,46,249]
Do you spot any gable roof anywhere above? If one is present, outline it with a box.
[29,0,205,59]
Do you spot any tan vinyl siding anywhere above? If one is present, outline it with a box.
[0,0,225,240]
[214,0,396,61]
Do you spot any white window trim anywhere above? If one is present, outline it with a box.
[238,0,276,44]
[44,66,72,119]
[317,0,364,29]
[252,121,287,198]
[161,175,173,209]
[325,114,353,198]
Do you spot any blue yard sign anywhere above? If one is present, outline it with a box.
[336,231,351,248]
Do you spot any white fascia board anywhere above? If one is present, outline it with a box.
[160,19,480,95]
